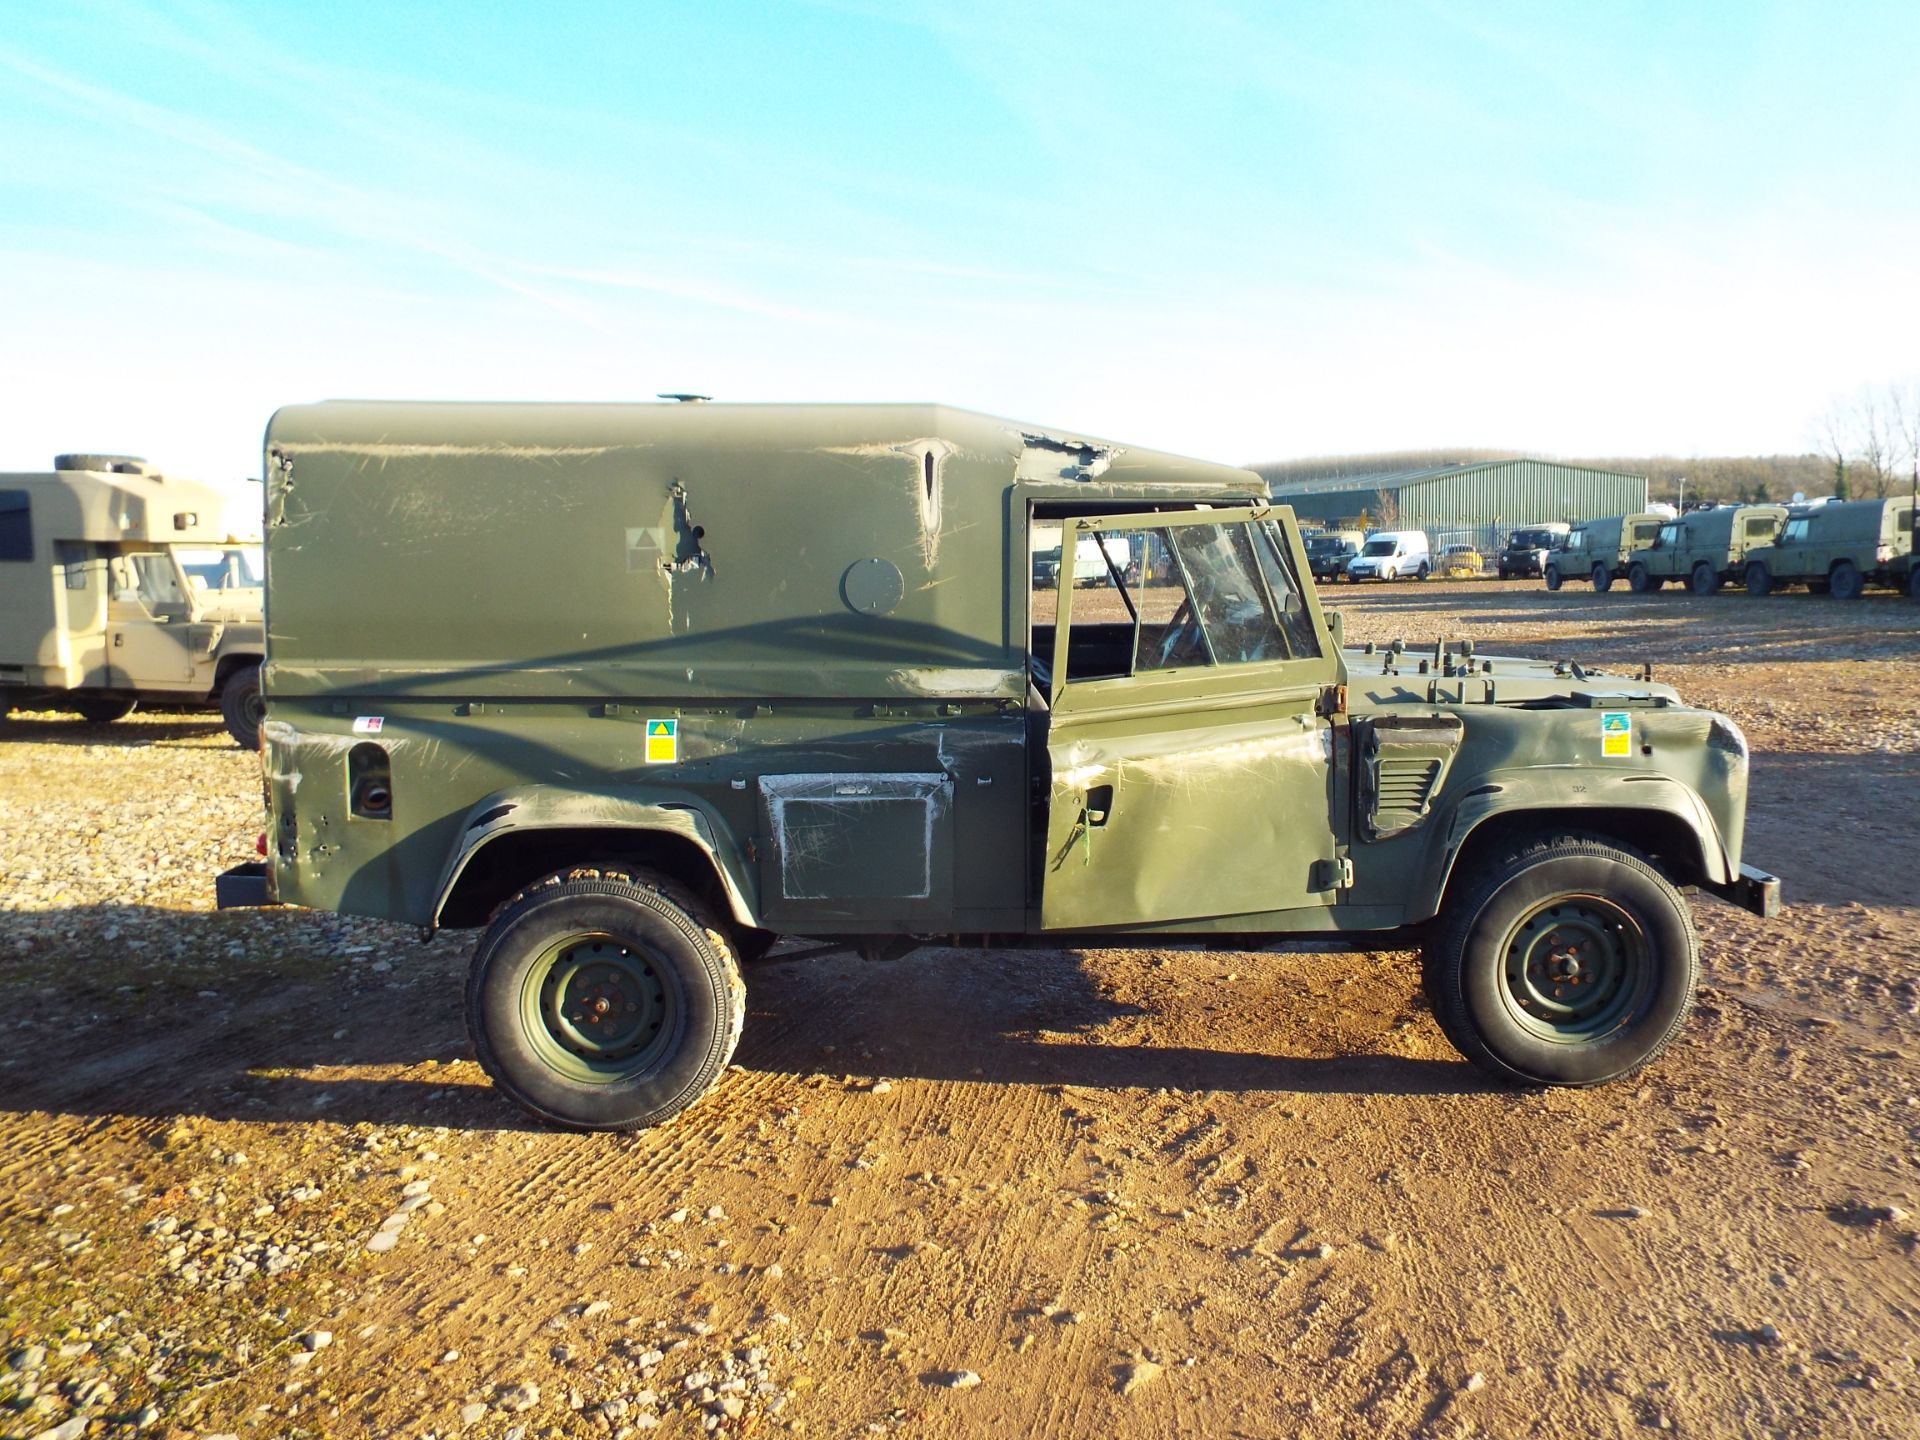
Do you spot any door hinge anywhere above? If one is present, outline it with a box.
[1316,683,1347,717]
[1311,854,1355,892]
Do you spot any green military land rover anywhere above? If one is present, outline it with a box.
[1743,496,1917,599]
[218,403,1780,1131]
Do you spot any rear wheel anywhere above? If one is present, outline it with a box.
[1416,561,1430,581]
[1424,836,1698,1086]
[1628,562,1655,593]
[1745,562,1771,597]
[1689,562,1720,596]
[1592,566,1613,593]
[466,871,745,1131]
[1908,568,1920,601]
[1829,559,1864,600]
[220,664,264,750]
[73,696,136,724]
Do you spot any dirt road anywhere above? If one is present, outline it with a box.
[2,581,1917,1440]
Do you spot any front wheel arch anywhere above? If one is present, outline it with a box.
[1436,806,1719,914]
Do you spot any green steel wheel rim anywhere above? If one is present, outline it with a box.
[1498,894,1654,1044]
[519,932,682,1084]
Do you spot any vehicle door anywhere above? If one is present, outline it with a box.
[1774,515,1813,579]
[1037,507,1344,930]
[1649,521,1685,578]
[107,551,196,686]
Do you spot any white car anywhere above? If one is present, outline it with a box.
[1345,530,1431,582]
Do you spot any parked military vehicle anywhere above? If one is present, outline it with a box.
[1545,513,1665,593]
[218,402,1779,1131]
[1304,528,1366,582]
[1628,505,1787,596]
[1742,497,1917,599]
[0,455,265,747]
[1497,524,1571,580]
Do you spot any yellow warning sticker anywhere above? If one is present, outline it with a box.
[1600,711,1632,758]
[645,717,678,764]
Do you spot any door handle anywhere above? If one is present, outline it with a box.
[1085,782,1114,827]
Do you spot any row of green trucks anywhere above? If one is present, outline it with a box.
[1542,497,1919,600]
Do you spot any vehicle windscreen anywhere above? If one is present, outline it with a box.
[1306,536,1342,553]
[175,545,263,589]
[1360,539,1396,557]
[1509,530,1557,549]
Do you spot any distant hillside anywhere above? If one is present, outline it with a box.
[1249,449,1838,507]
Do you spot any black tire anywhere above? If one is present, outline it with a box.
[1908,568,1920,601]
[1592,566,1613,594]
[1745,563,1771,597]
[1628,562,1654,594]
[466,871,744,1131]
[73,695,136,724]
[1416,561,1430,581]
[1544,566,1563,591]
[1689,562,1720,596]
[220,664,264,750]
[1829,559,1864,600]
[1424,836,1698,1087]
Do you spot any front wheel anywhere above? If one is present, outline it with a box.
[220,664,264,750]
[1592,566,1613,594]
[1745,563,1771,597]
[1689,562,1720,596]
[1829,559,1864,600]
[1627,562,1654,593]
[1423,836,1698,1086]
[1908,568,1920,601]
[466,872,745,1131]
[1544,566,1563,591]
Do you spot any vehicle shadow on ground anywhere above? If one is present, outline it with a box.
[0,714,232,747]
[0,907,1480,1130]
[733,945,1481,1098]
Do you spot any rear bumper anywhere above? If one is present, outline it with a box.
[216,862,275,910]
[1703,863,1782,919]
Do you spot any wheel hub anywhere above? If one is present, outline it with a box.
[1501,897,1652,1041]
[523,934,676,1078]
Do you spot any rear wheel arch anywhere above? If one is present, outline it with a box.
[437,824,752,932]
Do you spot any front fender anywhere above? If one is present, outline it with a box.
[1414,765,1734,918]
[430,785,758,929]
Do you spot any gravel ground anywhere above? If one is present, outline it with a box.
[2,580,1917,1440]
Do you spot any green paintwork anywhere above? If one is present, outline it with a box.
[1743,497,1916,596]
[1633,505,1787,591]
[247,401,1767,946]
[0,457,263,712]
[1546,513,1666,588]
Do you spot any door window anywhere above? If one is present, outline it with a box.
[0,491,29,561]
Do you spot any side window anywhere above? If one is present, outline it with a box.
[1633,523,1661,544]
[1170,520,1320,663]
[1745,517,1777,538]
[1781,518,1809,545]
[0,490,30,561]
[1658,524,1681,548]
[1057,527,1210,681]
[129,552,187,611]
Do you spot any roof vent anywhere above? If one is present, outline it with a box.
[657,393,712,404]
[55,454,151,475]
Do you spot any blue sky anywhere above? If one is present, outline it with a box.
[3,0,1917,489]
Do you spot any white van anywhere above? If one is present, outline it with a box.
[1345,529,1431,582]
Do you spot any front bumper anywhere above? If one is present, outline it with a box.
[1702,863,1782,919]
[216,862,276,910]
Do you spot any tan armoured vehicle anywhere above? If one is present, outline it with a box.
[0,455,266,747]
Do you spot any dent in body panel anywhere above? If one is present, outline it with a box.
[820,437,956,568]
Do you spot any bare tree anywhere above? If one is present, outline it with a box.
[1370,489,1400,530]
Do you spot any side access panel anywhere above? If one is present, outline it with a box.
[756,773,954,929]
